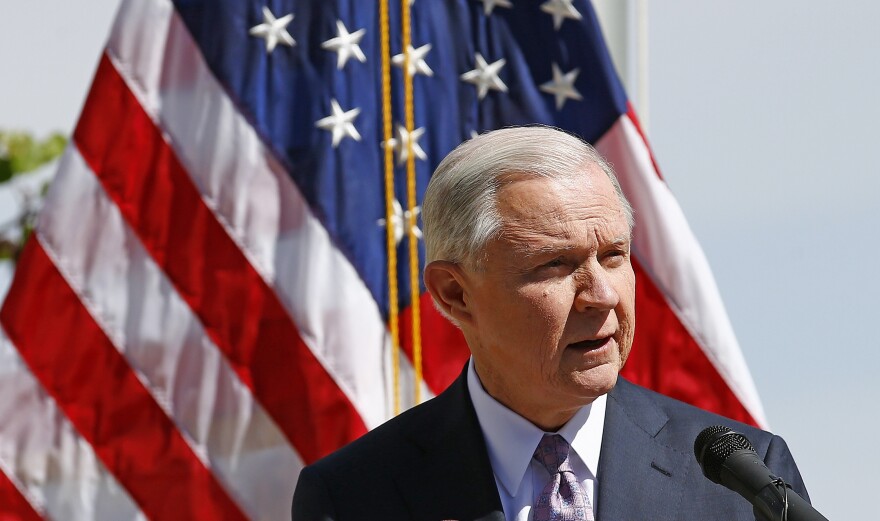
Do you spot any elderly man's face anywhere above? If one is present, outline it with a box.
[454,166,634,429]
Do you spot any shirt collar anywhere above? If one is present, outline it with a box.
[466,358,606,497]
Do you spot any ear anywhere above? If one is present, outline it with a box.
[423,260,475,326]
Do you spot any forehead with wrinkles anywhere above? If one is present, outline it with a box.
[493,167,628,247]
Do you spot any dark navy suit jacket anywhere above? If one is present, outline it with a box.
[292,369,808,520]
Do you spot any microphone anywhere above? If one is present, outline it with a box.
[693,426,828,521]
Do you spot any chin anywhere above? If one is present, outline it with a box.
[570,365,619,399]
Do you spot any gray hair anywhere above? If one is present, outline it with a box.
[422,126,633,267]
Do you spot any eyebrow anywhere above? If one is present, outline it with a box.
[513,243,573,257]
[610,235,632,247]
[511,234,632,257]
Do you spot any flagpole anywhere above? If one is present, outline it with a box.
[592,0,649,133]
[635,0,649,133]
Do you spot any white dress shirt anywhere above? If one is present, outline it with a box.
[467,359,606,521]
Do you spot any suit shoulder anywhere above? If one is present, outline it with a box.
[613,379,810,500]
[291,399,439,521]
[305,382,457,477]
[612,378,776,452]
[292,381,471,519]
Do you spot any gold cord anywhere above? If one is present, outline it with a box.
[379,0,401,416]
[400,0,423,405]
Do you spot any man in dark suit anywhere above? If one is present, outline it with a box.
[292,127,809,520]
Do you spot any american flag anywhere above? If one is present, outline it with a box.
[0,0,765,519]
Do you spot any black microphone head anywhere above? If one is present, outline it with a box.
[694,425,756,483]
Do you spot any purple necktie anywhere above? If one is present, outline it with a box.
[532,434,595,521]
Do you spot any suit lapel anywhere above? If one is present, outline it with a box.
[390,372,692,520]
[595,378,692,521]
[394,369,505,521]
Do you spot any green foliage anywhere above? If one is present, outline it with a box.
[0,130,67,263]
[0,131,67,183]
[0,235,22,262]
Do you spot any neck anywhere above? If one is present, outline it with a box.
[472,360,578,431]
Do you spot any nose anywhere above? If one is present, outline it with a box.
[573,262,619,313]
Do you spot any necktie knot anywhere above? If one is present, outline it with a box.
[533,434,575,475]
[532,434,594,521]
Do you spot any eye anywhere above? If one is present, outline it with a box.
[543,257,565,268]
[602,249,628,267]
[530,257,570,277]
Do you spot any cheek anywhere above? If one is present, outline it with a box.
[498,288,569,355]
[529,286,573,331]
[616,267,636,310]
[514,284,560,317]
[616,272,637,357]
[481,289,550,343]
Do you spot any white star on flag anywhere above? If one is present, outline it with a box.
[477,0,512,15]
[392,44,434,77]
[249,6,295,53]
[460,53,508,100]
[383,124,428,166]
[315,99,362,147]
[377,200,422,246]
[321,20,366,70]
[540,63,583,110]
[540,0,582,31]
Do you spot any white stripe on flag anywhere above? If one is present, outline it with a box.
[596,114,766,426]
[38,145,304,521]
[0,326,147,521]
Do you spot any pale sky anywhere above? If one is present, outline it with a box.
[2,1,877,518]
[649,2,880,518]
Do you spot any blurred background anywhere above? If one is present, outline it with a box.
[2,1,877,518]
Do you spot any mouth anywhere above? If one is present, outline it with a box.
[567,336,612,352]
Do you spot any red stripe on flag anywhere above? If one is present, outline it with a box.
[73,54,367,462]
[0,468,42,521]
[0,238,247,520]
[400,292,470,395]
[622,257,758,426]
